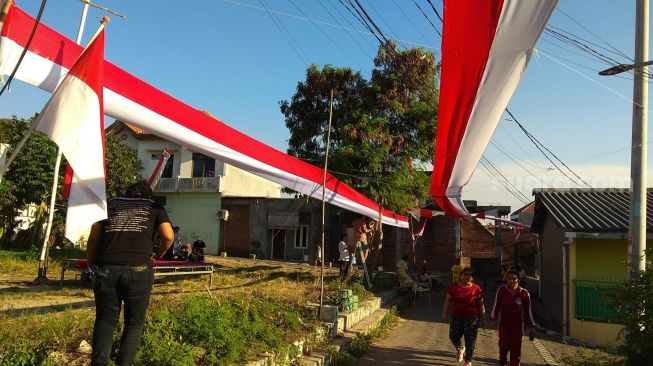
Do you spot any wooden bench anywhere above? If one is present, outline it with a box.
[60,259,214,288]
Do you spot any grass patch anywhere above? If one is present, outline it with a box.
[0,308,94,365]
[328,307,399,365]
[560,348,624,366]
[135,295,313,365]
[0,252,381,365]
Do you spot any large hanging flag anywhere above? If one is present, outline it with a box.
[0,5,408,228]
[430,0,557,218]
[33,19,108,243]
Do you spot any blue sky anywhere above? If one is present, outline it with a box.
[1,0,651,212]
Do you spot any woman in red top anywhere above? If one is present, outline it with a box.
[491,269,536,366]
[441,267,485,366]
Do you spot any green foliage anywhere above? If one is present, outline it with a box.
[0,116,142,247]
[0,116,59,245]
[0,346,58,366]
[560,348,624,366]
[326,307,398,365]
[104,133,143,198]
[0,309,94,365]
[135,296,308,366]
[280,41,438,212]
[605,250,653,365]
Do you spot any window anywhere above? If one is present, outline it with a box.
[192,153,216,177]
[294,225,309,249]
[152,196,167,206]
[151,153,174,178]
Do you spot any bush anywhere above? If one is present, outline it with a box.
[0,309,94,366]
[134,295,310,365]
[606,249,653,365]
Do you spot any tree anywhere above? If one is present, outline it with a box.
[607,251,653,365]
[0,116,59,246]
[280,41,438,212]
[0,116,143,246]
[104,132,143,198]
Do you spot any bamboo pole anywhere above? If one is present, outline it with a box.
[318,89,334,315]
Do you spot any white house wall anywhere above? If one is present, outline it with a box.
[220,163,282,198]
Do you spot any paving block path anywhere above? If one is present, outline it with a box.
[358,291,551,366]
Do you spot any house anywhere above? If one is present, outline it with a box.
[531,188,653,346]
[106,121,282,255]
[219,196,325,260]
[372,201,511,280]
[510,201,535,225]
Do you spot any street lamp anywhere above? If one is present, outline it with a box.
[598,59,653,75]
[599,0,648,276]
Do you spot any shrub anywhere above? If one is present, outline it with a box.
[134,295,310,365]
[606,249,653,365]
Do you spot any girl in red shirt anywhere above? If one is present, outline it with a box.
[442,267,485,366]
[491,269,536,366]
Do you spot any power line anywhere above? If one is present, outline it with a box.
[425,0,443,24]
[325,0,377,49]
[351,0,391,46]
[554,8,632,62]
[258,0,309,67]
[339,0,386,46]
[497,122,549,170]
[391,0,431,46]
[481,156,531,202]
[288,0,365,69]
[506,108,592,189]
[479,157,530,204]
[489,140,552,188]
[316,0,373,59]
[362,0,407,49]
[411,0,441,38]
[223,0,436,50]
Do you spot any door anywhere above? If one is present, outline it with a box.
[271,229,286,260]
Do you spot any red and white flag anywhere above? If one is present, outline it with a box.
[147,147,172,188]
[430,0,557,218]
[34,21,108,243]
[0,5,408,228]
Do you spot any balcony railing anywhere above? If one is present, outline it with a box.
[153,177,220,193]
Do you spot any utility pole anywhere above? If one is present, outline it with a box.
[629,0,649,276]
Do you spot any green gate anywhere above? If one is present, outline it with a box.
[573,279,619,322]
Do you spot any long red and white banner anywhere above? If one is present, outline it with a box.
[0,5,408,228]
[430,0,557,218]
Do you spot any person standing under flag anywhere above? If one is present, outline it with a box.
[87,182,174,366]
[34,15,109,243]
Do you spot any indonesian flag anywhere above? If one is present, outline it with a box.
[0,5,408,228]
[147,147,172,188]
[34,21,108,243]
[411,219,428,240]
[430,0,557,218]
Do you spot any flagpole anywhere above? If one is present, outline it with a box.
[318,89,334,316]
[0,0,14,40]
[34,13,110,284]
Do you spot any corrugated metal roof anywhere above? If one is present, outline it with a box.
[533,188,653,232]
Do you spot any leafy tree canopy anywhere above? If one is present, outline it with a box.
[280,41,438,212]
[105,132,143,198]
[0,116,143,245]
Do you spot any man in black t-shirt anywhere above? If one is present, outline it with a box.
[86,182,174,366]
